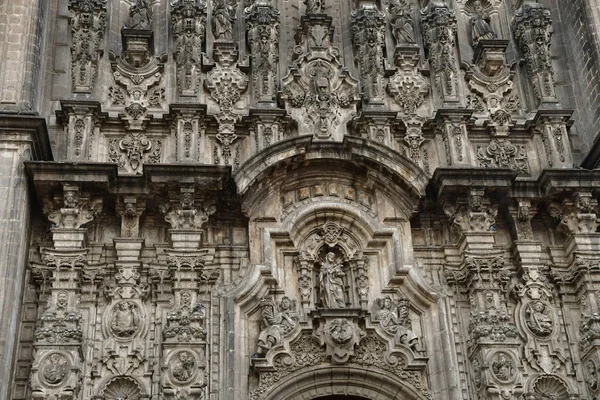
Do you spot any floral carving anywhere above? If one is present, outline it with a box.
[477,139,529,174]
[68,0,107,92]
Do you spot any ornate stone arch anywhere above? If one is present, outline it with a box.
[262,365,430,400]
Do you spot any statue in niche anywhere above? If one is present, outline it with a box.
[110,301,141,338]
[491,352,515,382]
[212,0,236,41]
[525,301,553,337]
[388,0,415,45]
[56,292,68,311]
[42,353,68,385]
[304,0,324,14]
[254,296,298,357]
[469,0,496,47]
[319,252,346,308]
[171,351,196,383]
[129,0,153,30]
[374,296,418,349]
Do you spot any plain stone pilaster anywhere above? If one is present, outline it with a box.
[0,116,51,399]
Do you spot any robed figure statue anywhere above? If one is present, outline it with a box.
[319,252,346,308]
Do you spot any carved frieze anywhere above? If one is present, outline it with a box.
[68,0,107,93]
[477,139,529,174]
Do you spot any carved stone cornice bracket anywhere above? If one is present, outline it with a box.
[244,0,281,105]
[205,42,249,166]
[443,188,498,237]
[171,0,207,99]
[387,46,430,117]
[420,1,459,103]
[42,184,103,248]
[281,12,359,140]
[434,109,473,166]
[445,254,510,295]
[116,196,146,238]
[68,0,107,93]
[351,2,386,103]
[512,1,556,104]
[108,130,163,174]
[160,186,217,248]
[548,192,599,238]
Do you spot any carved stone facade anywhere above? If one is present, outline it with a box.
[4,1,600,400]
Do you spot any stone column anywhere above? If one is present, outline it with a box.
[0,116,51,399]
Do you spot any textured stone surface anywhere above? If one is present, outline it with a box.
[3,1,600,399]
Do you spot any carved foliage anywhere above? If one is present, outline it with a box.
[477,139,529,174]
[171,0,207,97]
[68,0,107,92]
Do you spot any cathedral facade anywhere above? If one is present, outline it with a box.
[1,0,600,399]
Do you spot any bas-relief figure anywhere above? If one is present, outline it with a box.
[254,296,298,357]
[171,351,195,383]
[110,301,141,338]
[374,296,418,349]
[525,301,553,337]
[319,252,346,309]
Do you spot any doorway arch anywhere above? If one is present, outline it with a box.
[262,365,427,400]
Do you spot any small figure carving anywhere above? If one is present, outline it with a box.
[319,252,346,308]
[212,0,237,40]
[491,352,515,382]
[374,296,418,349]
[254,296,298,357]
[388,0,415,45]
[328,318,353,344]
[56,292,68,311]
[587,359,599,391]
[110,301,141,338]
[171,351,196,383]
[525,301,553,337]
[469,0,496,47]
[42,353,68,385]
[304,0,324,14]
[129,0,153,30]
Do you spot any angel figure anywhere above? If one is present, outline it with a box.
[254,296,298,357]
[374,296,418,349]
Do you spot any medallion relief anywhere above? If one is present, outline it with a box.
[109,300,143,339]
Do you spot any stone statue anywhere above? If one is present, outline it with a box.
[42,353,68,385]
[469,0,496,47]
[374,296,418,349]
[172,351,195,383]
[388,0,415,45]
[304,0,324,14]
[319,252,346,308]
[525,301,553,336]
[110,301,140,338]
[212,0,237,40]
[491,352,515,381]
[254,296,298,357]
[129,0,153,30]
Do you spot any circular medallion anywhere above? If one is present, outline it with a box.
[524,301,554,337]
[110,301,142,339]
[41,353,69,386]
[171,351,196,384]
[491,352,516,383]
